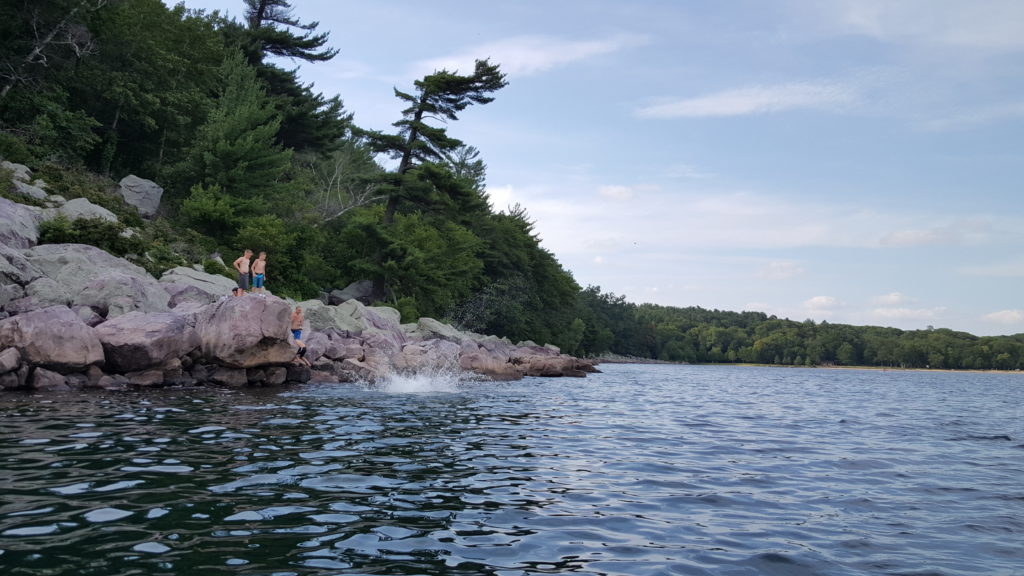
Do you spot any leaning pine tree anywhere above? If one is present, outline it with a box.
[362,59,507,302]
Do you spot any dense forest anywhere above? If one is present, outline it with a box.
[3,0,1023,370]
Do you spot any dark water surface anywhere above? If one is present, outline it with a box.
[1,364,1022,575]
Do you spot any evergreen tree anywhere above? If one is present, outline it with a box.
[360,59,506,301]
[177,50,292,243]
[238,0,349,154]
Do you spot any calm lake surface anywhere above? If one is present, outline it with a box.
[1,364,1022,575]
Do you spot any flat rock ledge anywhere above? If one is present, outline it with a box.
[0,243,599,393]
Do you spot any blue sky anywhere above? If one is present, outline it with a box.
[170,0,1024,336]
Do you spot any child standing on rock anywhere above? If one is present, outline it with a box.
[233,249,252,291]
[251,251,267,295]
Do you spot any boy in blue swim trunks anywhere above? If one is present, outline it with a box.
[291,306,310,365]
[251,251,267,295]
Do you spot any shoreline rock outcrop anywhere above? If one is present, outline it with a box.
[0,246,598,393]
[1,161,598,392]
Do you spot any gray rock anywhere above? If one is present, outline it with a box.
[210,366,247,387]
[0,284,26,308]
[25,277,71,307]
[94,311,200,373]
[31,367,70,391]
[74,271,170,318]
[328,279,374,304]
[159,267,236,302]
[0,347,20,374]
[117,175,163,218]
[0,305,104,372]
[125,369,164,386]
[0,371,20,389]
[0,245,43,286]
[12,180,47,201]
[72,305,104,327]
[2,296,40,316]
[23,243,151,286]
[265,366,287,385]
[404,317,467,344]
[55,197,118,223]
[2,160,32,182]
[0,196,43,249]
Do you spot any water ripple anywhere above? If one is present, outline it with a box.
[0,366,1022,575]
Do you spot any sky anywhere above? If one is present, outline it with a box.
[168,0,1024,336]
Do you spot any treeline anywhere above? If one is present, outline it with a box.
[3,1,1020,369]
[563,293,1024,370]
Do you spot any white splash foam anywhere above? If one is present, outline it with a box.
[378,369,464,394]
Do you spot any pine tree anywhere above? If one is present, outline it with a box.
[367,58,507,225]
[239,0,348,154]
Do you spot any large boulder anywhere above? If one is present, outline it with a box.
[296,299,364,333]
[0,196,43,249]
[458,341,521,381]
[327,280,374,305]
[116,175,163,218]
[0,306,104,372]
[19,244,167,318]
[94,311,200,372]
[23,243,151,284]
[52,197,118,223]
[160,266,237,304]
[392,339,462,373]
[73,271,170,318]
[195,294,295,368]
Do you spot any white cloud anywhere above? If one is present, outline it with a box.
[414,34,646,78]
[832,0,1024,51]
[598,185,634,201]
[983,309,1024,324]
[805,296,839,311]
[635,81,857,118]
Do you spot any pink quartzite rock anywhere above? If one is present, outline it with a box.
[0,306,104,372]
[94,311,201,373]
[195,295,295,368]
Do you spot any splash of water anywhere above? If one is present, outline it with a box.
[376,356,471,394]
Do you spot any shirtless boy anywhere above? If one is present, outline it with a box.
[251,251,267,294]
[233,249,252,291]
[291,306,310,366]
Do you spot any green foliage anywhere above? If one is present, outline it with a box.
[180,183,237,241]
[394,297,420,324]
[39,214,145,258]
[202,258,234,279]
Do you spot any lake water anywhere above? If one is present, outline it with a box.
[1,364,1022,575]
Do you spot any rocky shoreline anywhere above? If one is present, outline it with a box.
[0,162,598,393]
